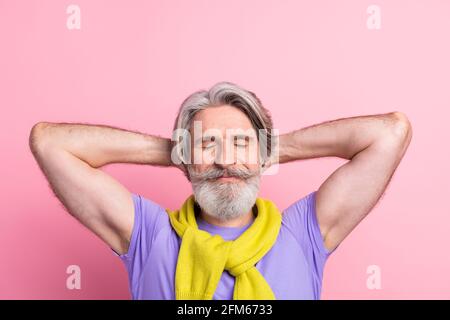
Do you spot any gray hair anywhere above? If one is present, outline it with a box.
[172,81,274,173]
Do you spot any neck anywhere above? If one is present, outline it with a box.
[199,207,255,227]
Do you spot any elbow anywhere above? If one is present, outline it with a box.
[385,111,413,146]
[372,111,413,159]
[392,111,412,137]
[29,122,51,155]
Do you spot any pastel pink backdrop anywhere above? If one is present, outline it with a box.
[1,0,449,299]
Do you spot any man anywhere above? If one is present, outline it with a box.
[29,81,412,300]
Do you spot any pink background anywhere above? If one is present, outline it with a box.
[1,0,449,299]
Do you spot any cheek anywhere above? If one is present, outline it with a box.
[192,164,209,173]
[230,145,254,164]
[189,145,214,165]
[246,163,260,173]
[200,151,216,165]
[238,149,261,167]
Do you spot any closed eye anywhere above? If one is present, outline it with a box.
[203,142,216,149]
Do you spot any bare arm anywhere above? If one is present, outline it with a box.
[29,122,176,255]
[273,112,412,252]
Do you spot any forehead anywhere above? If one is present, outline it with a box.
[191,105,254,131]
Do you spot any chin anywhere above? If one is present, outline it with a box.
[192,178,260,221]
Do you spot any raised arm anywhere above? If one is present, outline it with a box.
[274,112,412,252]
[29,122,176,255]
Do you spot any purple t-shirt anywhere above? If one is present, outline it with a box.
[117,191,334,300]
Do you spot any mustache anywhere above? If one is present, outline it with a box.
[189,166,259,181]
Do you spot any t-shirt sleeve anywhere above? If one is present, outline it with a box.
[114,193,166,288]
[282,190,336,279]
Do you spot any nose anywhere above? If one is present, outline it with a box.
[215,138,237,167]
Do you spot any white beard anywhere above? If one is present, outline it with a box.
[191,175,261,221]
